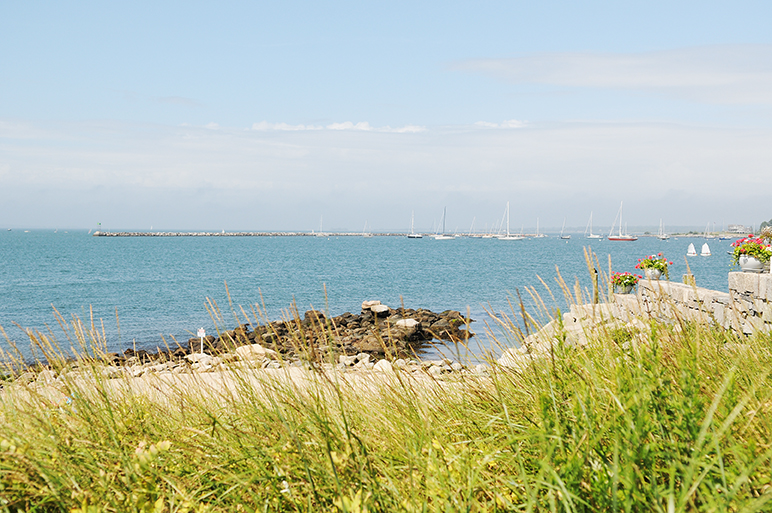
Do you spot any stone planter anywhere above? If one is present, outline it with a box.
[644,268,662,280]
[614,285,634,294]
[738,255,765,273]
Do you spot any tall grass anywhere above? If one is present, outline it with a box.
[2,270,772,512]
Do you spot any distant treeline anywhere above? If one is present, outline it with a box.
[761,218,772,230]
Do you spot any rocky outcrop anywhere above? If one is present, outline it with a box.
[181,303,474,361]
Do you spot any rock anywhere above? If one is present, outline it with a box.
[361,300,382,311]
[370,304,390,317]
[36,369,56,385]
[339,354,357,366]
[373,359,393,372]
[235,343,277,361]
[303,310,326,324]
[451,362,463,372]
[355,353,371,364]
[353,335,384,353]
[395,319,420,328]
[428,365,444,376]
[186,352,211,363]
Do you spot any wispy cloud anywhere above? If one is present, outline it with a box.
[474,120,527,129]
[252,121,427,133]
[456,45,772,105]
[252,121,324,131]
[3,118,770,229]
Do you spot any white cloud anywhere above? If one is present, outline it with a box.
[474,120,526,129]
[456,45,772,105]
[2,118,771,229]
[204,122,220,130]
[381,124,427,133]
[326,121,373,131]
[252,121,323,131]
[251,121,426,133]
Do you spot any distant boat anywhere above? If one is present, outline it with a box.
[362,221,373,237]
[607,202,638,241]
[687,243,697,256]
[407,211,422,239]
[584,212,602,239]
[533,217,548,238]
[559,217,571,240]
[657,219,670,240]
[498,202,525,241]
[701,242,711,256]
[433,207,454,240]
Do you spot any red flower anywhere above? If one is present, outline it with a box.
[658,252,662,256]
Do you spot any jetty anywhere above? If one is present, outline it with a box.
[92,231,406,237]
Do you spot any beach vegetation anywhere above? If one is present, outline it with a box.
[1,267,772,511]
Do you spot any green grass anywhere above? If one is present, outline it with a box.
[2,289,772,511]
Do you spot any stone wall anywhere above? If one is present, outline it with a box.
[613,272,771,335]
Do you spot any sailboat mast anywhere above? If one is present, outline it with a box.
[506,202,510,236]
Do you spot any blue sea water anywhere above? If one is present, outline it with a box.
[0,230,736,361]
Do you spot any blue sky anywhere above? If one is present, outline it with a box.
[2,1,772,231]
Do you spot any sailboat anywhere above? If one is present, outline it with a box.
[657,219,670,240]
[701,242,711,256]
[362,221,373,237]
[498,202,525,241]
[468,217,482,238]
[687,243,697,256]
[559,218,571,240]
[407,211,422,238]
[584,212,602,239]
[607,202,638,241]
[433,207,454,240]
[533,218,548,238]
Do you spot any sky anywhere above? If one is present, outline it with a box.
[2,1,772,232]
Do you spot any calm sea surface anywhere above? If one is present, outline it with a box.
[0,230,735,361]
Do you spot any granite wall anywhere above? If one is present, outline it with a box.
[613,272,771,335]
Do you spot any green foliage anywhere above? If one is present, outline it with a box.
[3,309,772,510]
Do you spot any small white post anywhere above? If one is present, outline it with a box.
[197,328,206,354]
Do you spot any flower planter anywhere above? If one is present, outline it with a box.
[644,268,662,280]
[614,285,634,294]
[739,255,765,273]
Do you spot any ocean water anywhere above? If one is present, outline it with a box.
[0,230,736,361]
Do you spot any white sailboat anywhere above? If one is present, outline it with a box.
[607,202,638,241]
[700,242,711,256]
[362,221,373,237]
[407,211,423,238]
[687,243,697,256]
[498,202,525,241]
[433,207,454,240]
[533,217,548,238]
[559,217,571,240]
[657,219,670,240]
[584,212,602,239]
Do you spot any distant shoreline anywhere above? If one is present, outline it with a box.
[91,231,745,238]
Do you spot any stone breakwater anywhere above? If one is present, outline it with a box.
[9,301,479,385]
[92,231,405,237]
[498,271,772,371]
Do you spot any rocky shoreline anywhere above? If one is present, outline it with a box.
[9,301,484,384]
